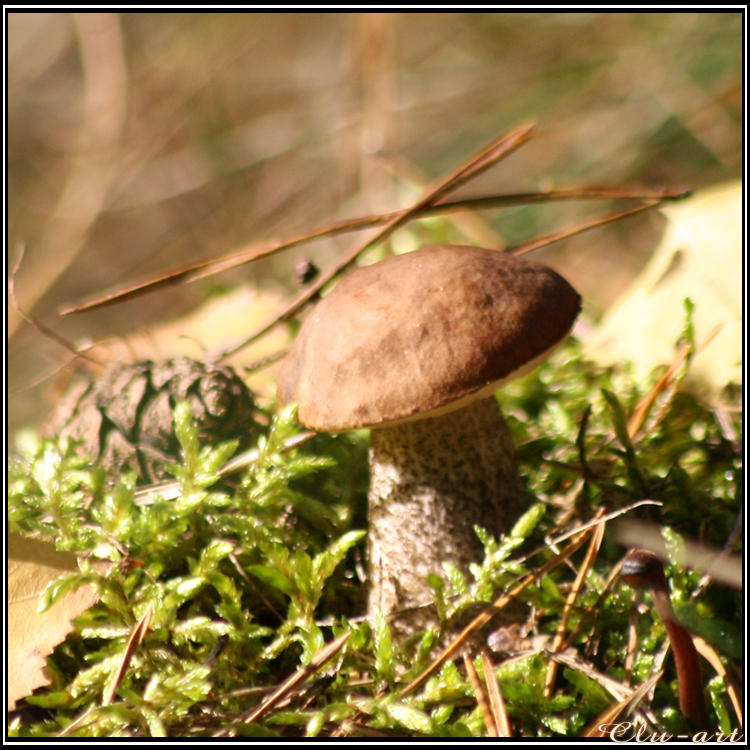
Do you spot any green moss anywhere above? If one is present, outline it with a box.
[8,344,742,737]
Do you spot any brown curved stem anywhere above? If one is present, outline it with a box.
[621,549,711,735]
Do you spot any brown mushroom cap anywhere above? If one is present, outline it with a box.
[277,245,581,431]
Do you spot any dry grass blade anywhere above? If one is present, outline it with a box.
[462,652,497,737]
[544,512,605,697]
[546,649,639,702]
[510,201,664,257]
[436,123,537,195]
[692,636,743,730]
[218,123,535,359]
[450,186,689,208]
[102,603,153,707]
[400,529,592,698]
[561,559,624,652]
[57,705,103,738]
[554,503,663,546]
[582,670,663,737]
[220,631,350,732]
[59,185,686,316]
[627,325,722,439]
[628,342,692,439]
[10,245,103,366]
[328,685,388,739]
[333,720,393,738]
[481,649,511,738]
[59,227,361,315]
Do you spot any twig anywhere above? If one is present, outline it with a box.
[463,652,497,737]
[692,636,743,729]
[627,324,723,439]
[510,201,665,257]
[102,603,153,706]
[9,245,103,366]
[214,632,350,734]
[544,511,605,697]
[481,649,512,737]
[582,671,663,737]
[561,559,624,653]
[59,185,687,315]
[400,529,591,698]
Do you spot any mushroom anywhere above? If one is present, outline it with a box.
[277,245,581,634]
[621,549,711,734]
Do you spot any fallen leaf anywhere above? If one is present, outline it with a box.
[7,533,99,711]
[585,180,742,399]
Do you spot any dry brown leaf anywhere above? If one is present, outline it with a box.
[7,533,99,711]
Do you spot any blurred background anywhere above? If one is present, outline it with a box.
[7,12,743,435]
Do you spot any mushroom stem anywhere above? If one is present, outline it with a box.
[621,549,711,735]
[367,396,526,635]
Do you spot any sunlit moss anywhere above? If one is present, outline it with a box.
[8,346,742,737]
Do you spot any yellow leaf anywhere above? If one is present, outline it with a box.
[586,180,742,399]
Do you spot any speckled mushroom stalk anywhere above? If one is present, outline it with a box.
[277,245,581,635]
[368,396,524,632]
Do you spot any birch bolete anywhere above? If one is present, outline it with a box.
[277,245,581,633]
